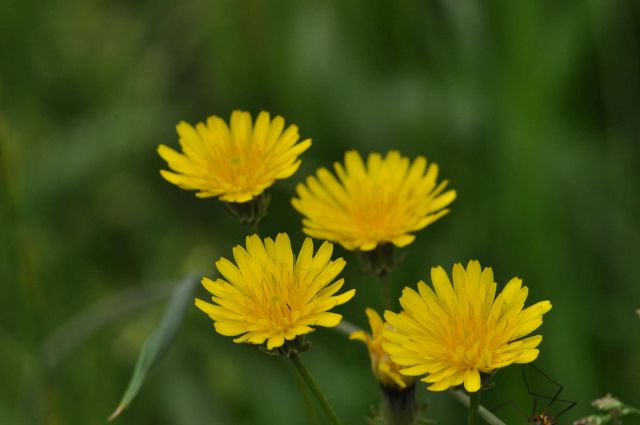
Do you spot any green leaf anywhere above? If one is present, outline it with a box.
[108,276,199,421]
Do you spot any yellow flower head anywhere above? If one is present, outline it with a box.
[292,150,456,251]
[195,233,355,350]
[350,308,416,390]
[383,260,552,393]
[158,111,312,203]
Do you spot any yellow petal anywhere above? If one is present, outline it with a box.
[463,369,481,392]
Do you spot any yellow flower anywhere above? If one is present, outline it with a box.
[292,150,456,251]
[158,111,311,203]
[195,233,355,350]
[350,308,415,390]
[383,260,552,393]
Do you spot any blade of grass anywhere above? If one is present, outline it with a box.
[108,276,198,421]
[334,319,361,337]
[42,282,173,370]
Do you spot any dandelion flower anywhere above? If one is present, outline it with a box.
[383,260,552,393]
[195,233,355,350]
[158,111,311,203]
[350,308,416,390]
[292,150,456,251]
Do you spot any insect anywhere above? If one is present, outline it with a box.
[522,364,576,424]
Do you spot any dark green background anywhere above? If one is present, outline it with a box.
[2,0,640,423]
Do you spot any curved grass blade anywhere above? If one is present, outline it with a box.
[108,275,199,421]
[42,282,173,370]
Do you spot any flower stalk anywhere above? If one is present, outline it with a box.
[467,391,480,425]
[223,192,270,226]
[380,385,418,425]
[378,273,392,310]
[359,243,395,278]
[448,390,506,425]
[289,352,342,425]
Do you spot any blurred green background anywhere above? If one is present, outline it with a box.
[2,0,640,423]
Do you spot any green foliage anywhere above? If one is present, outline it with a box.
[1,0,640,424]
[574,394,640,425]
[109,276,198,421]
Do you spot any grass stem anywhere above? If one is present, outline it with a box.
[289,352,342,425]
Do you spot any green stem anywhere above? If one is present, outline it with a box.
[289,352,342,425]
[294,370,319,425]
[448,390,506,425]
[379,273,392,310]
[251,220,260,236]
[381,384,417,425]
[467,391,480,425]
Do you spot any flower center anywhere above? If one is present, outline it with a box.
[246,265,304,332]
[214,144,268,189]
[444,316,495,370]
[351,191,400,238]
